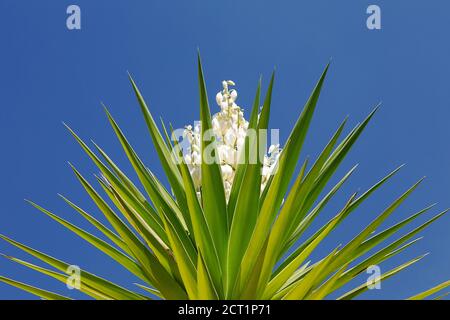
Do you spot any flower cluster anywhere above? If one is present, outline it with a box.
[183,80,281,201]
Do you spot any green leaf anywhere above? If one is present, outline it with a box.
[27,200,149,283]
[408,283,450,300]
[277,165,403,275]
[338,254,427,300]
[0,275,72,300]
[197,52,228,268]
[332,208,449,293]
[319,178,424,282]
[240,63,330,288]
[227,77,262,217]
[134,283,162,299]
[407,281,450,300]
[226,74,272,297]
[264,193,356,299]
[171,122,224,298]
[69,165,186,299]
[197,252,218,299]
[283,246,340,300]
[92,141,149,204]
[103,107,192,235]
[305,263,350,300]
[285,108,379,251]
[59,194,132,256]
[2,254,112,300]
[159,207,198,298]
[64,124,168,246]
[0,235,146,300]
[128,73,188,215]
[279,118,349,250]
[353,204,437,259]
[254,158,309,297]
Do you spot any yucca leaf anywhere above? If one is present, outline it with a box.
[102,110,196,266]
[80,166,171,270]
[134,283,163,299]
[0,275,72,300]
[279,118,348,244]
[332,208,449,293]
[92,142,148,204]
[282,164,357,257]
[69,165,186,299]
[273,158,356,268]
[59,194,132,256]
[27,200,149,283]
[264,164,357,291]
[285,108,379,251]
[64,124,167,245]
[103,107,192,235]
[239,239,269,299]
[260,173,274,204]
[433,292,449,300]
[318,178,424,282]
[0,235,146,300]
[102,181,171,259]
[264,193,356,299]
[277,165,404,276]
[226,74,272,297]
[160,117,175,150]
[197,252,218,299]
[146,168,192,234]
[270,262,311,300]
[171,123,224,298]
[279,109,379,264]
[353,204,438,258]
[328,237,422,297]
[253,157,309,296]
[407,280,450,300]
[283,246,340,300]
[306,263,350,300]
[128,74,188,215]
[159,208,197,299]
[2,255,112,300]
[227,77,261,216]
[103,183,182,280]
[240,63,329,287]
[338,254,427,300]
[197,52,228,268]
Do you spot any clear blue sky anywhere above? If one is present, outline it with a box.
[0,1,449,299]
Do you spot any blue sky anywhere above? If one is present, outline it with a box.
[0,1,449,299]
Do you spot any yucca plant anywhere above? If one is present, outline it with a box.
[1,54,448,300]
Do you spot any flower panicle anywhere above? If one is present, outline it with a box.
[184,81,282,201]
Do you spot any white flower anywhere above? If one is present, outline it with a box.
[218,144,236,165]
[221,164,233,180]
[224,128,237,146]
[216,92,223,106]
[230,89,237,101]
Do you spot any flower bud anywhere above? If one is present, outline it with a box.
[216,92,223,106]
[221,164,234,180]
[230,89,237,101]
